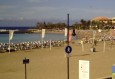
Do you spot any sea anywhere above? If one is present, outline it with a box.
[0,19,75,44]
[0,33,66,43]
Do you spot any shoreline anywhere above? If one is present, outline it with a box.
[0,30,64,34]
[0,29,110,34]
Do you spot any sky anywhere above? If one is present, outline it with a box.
[0,0,115,21]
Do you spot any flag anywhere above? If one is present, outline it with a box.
[42,29,45,38]
[65,28,67,37]
[68,30,72,42]
[9,30,14,40]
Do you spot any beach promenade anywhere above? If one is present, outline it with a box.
[0,40,115,79]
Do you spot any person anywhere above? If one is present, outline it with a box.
[94,39,97,46]
[72,28,76,36]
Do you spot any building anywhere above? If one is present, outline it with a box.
[91,16,115,24]
[111,17,115,24]
[91,16,110,24]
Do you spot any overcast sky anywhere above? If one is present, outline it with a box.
[0,0,115,20]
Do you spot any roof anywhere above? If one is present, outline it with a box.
[91,16,110,21]
[111,17,115,20]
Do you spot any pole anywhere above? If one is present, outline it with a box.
[67,56,69,79]
[42,38,43,49]
[67,13,70,79]
[67,14,69,46]
[103,34,106,52]
[93,30,95,46]
[25,63,27,79]
[23,57,29,79]
[50,40,51,50]
[81,41,84,52]
[103,39,105,52]
[9,34,10,53]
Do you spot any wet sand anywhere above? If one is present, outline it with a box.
[0,40,115,79]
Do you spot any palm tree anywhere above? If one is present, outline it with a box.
[80,19,90,30]
[72,22,80,30]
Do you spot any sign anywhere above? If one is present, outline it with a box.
[23,58,29,79]
[23,58,29,64]
[79,60,90,79]
[65,46,72,53]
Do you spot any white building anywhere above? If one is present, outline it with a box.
[111,17,115,24]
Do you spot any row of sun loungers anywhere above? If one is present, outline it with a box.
[0,40,65,53]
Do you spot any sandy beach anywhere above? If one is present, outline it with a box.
[0,40,115,79]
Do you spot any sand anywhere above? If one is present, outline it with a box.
[0,40,115,79]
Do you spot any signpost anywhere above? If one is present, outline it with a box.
[65,13,72,79]
[23,57,29,79]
